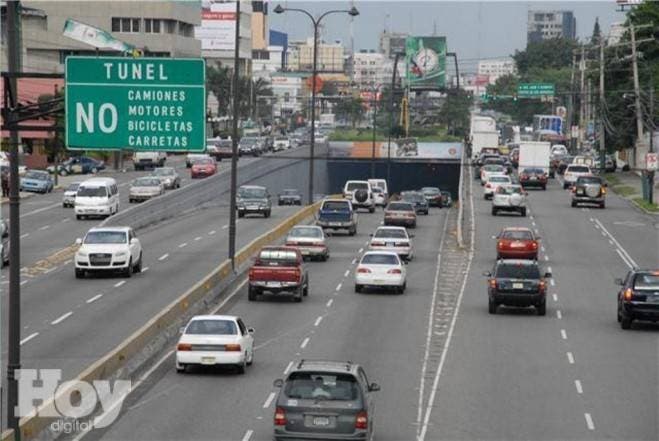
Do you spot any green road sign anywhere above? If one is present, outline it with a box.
[517,83,555,97]
[66,57,206,152]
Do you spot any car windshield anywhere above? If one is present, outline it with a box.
[239,187,266,198]
[185,319,237,335]
[374,229,407,239]
[256,249,298,265]
[24,171,47,180]
[501,230,534,240]
[84,231,127,244]
[282,189,299,195]
[193,158,213,165]
[361,254,399,265]
[284,372,360,401]
[289,227,322,238]
[422,187,440,194]
[499,186,523,195]
[346,182,368,191]
[496,264,541,279]
[483,165,504,172]
[240,137,258,145]
[77,186,107,197]
[66,183,80,192]
[153,168,174,176]
[402,193,424,202]
[322,201,350,210]
[489,176,510,183]
[634,274,659,291]
[577,177,601,185]
[568,166,590,173]
[522,168,544,174]
[133,178,160,187]
[388,202,414,211]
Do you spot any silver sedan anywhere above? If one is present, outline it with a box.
[128,177,164,203]
[151,167,181,189]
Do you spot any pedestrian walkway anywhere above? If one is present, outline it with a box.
[605,171,659,214]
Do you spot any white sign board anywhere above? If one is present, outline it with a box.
[195,1,236,51]
[646,152,658,171]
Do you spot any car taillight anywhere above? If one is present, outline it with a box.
[355,411,368,429]
[294,268,301,280]
[357,267,371,273]
[224,344,242,352]
[395,242,409,247]
[539,280,546,293]
[489,279,497,289]
[521,174,528,180]
[387,268,402,274]
[177,343,192,351]
[531,242,538,249]
[497,241,504,248]
[371,241,386,246]
[274,407,286,426]
[486,183,492,188]
[623,288,633,301]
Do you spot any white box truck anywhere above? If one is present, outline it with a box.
[470,115,499,159]
[518,141,551,174]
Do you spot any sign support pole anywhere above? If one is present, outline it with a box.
[229,0,241,270]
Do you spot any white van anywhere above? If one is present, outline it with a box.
[368,179,388,198]
[74,177,120,220]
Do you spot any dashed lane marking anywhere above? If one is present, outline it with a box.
[158,253,169,261]
[222,224,229,229]
[567,352,575,364]
[314,316,323,327]
[20,233,29,239]
[550,279,555,286]
[86,294,103,304]
[209,230,216,235]
[263,392,276,409]
[194,236,202,241]
[336,283,342,291]
[142,267,149,272]
[114,281,126,288]
[51,311,73,325]
[178,243,188,248]
[561,329,567,340]
[326,299,333,307]
[241,430,253,441]
[585,413,595,430]
[20,280,27,286]
[20,332,39,345]
[351,258,357,265]
[39,225,50,231]
[344,270,350,277]
[283,361,294,375]
[575,380,583,394]
[300,337,310,349]
[556,310,562,319]
[358,248,363,253]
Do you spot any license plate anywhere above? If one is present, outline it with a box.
[267,281,281,287]
[329,222,342,226]
[530,177,537,181]
[578,190,585,195]
[511,241,524,248]
[247,206,259,210]
[201,357,215,365]
[313,417,330,426]
[300,250,310,255]
[374,279,385,284]
[513,283,524,289]
[387,242,395,247]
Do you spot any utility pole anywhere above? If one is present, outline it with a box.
[228,0,241,270]
[567,51,577,151]
[579,45,586,148]
[648,79,654,204]
[630,24,644,171]
[6,1,23,437]
[586,78,592,139]
[598,36,606,172]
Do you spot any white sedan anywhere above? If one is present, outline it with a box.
[176,315,254,374]
[355,251,407,294]
[484,174,512,200]
[368,226,414,260]
[285,225,329,261]
[480,164,507,184]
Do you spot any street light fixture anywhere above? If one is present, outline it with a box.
[274,4,359,205]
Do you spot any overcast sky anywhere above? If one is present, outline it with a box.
[269,1,625,73]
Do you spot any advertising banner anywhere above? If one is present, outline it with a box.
[196,1,237,51]
[405,36,447,90]
[63,19,134,52]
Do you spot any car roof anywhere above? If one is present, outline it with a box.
[501,227,533,232]
[362,250,399,257]
[376,226,406,231]
[291,225,322,231]
[80,177,116,186]
[189,315,238,322]
[240,185,265,189]
[290,359,360,375]
[87,226,130,233]
[496,259,539,266]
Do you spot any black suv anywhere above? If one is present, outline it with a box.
[400,191,429,215]
[484,260,552,315]
[571,175,606,209]
[616,269,659,329]
[273,360,379,441]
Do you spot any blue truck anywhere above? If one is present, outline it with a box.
[316,199,357,236]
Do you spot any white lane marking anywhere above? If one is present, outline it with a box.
[20,233,29,239]
[20,332,39,345]
[86,294,103,304]
[608,239,614,245]
[43,267,56,274]
[351,258,357,265]
[575,380,583,394]
[209,230,216,235]
[534,228,539,234]
[595,219,639,268]
[222,224,229,229]
[283,361,294,375]
[336,283,342,291]
[547,266,553,273]
[567,352,575,364]
[560,329,567,340]
[556,310,562,319]
[51,311,73,325]
[594,223,600,229]
[158,253,169,261]
[531,221,536,226]
[194,236,202,241]
[358,248,363,253]
[601,231,607,237]
[541,246,546,253]
[326,299,333,307]
[344,270,350,278]
[616,249,633,269]
[62,218,70,223]
[300,337,310,349]
[314,316,323,327]
[178,243,188,248]
[142,266,149,272]
[64,259,72,265]
[211,278,248,314]
[589,218,594,222]
[241,430,254,441]
[529,215,534,220]
[39,225,50,231]
[543,255,549,261]
[263,392,276,409]
[20,201,61,219]
[114,281,126,288]
[20,280,27,286]
[585,413,595,430]
[550,279,555,286]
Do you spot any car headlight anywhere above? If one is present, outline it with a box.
[115,251,127,258]
[77,251,88,258]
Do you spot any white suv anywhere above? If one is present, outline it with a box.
[563,165,592,189]
[75,227,143,278]
[492,184,527,217]
[343,180,375,213]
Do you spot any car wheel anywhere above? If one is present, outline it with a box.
[355,284,363,293]
[537,300,547,316]
[60,169,68,176]
[520,208,527,217]
[398,282,406,294]
[542,185,547,191]
[134,253,143,273]
[246,349,254,366]
[91,167,98,174]
[600,202,605,209]
[617,305,622,323]
[236,360,246,375]
[175,362,187,374]
[76,215,83,220]
[75,268,85,279]
[488,298,497,314]
[491,207,497,216]
[369,206,375,213]
[264,210,271,218]
[293,286,303,302]
[349,227,356,236]
[124,259,133,278]
[248,286,258,301]
[571,200,577,208]
[563,183,569,189]
[620,315,632,330]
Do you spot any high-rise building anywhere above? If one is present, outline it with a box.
[379,30,407,59]
[608,22,626,45]
[288,38,345,73]
[477,58,516,84]
[353,50,393,89]
[527,10,576,44]
[251,1,268,51]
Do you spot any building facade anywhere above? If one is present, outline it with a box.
[1,1,201,73]
[352,50,393,89]
[288,37,345,73]
[378,30,407,59]
[477,58,516,84]
[527,10,576,44]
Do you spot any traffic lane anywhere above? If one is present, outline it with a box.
[427,182,590,440]
[522,181,658,440]
[14,205,301,379]
[90,206,448,441]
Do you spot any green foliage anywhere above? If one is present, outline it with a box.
[205,62,272,120]
[591,18,602,45]
[438,89,472,137]
[632,197,659,213]
[334,97,365,128]
[513,38,577,76]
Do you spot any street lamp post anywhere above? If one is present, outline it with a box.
[274,4,359,205]
[387,53,401,185]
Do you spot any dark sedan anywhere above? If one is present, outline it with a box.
[519,167,548,190]
[617,270,659,329]
[484,260,552,315]
[400,191,429,215]
[420,187,443,207]
[278,189,302,206]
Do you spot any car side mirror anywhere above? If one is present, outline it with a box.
[75,238,83,245]
[483,271,492,277]
[614,278,624,286]
[179,327,185,334]
[369,233,373,237]
[273,379,284,388]
[403,260,409,265]
[603,183,608,187]
[247,327,255,334]
[130,238,139,245]
[544,272,553,279]
[368,382,380,392]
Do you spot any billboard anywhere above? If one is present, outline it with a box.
[195,1,236,51]
[405,36,447,90]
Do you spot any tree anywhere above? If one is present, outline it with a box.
[206,62,231,116]
[591,17,602,45]
[513,38,577,76]
[320,81,339,96]
[439,89,472,136]
[481,74,552,124]
[335,96,365,128]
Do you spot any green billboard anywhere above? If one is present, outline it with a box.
[405,36,447,90]
[65,57,206,152]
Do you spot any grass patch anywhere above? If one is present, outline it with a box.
[329,128,461,142]
[604,174,621,186]
[611,185,638,197]
[632,197,659,213]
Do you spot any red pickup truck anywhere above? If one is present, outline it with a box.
[248,246,309,302]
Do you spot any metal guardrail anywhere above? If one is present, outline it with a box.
[456,143,466,249]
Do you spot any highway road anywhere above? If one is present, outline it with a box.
[78,165,659,441]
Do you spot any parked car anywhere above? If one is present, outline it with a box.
[316,199,357,236]
[20,170,54,193]
[278,189,302,206]
[129,177,164,203]
[400,191,429,215]
[369,226,414,260]
[190,157,217,179]
[355,251,407,294]
[74,226,143,278]
[237,185,271,218]
[571,175,607,208]
[519,167,548,190]
[62,182,81,208]
[616,269,659,329]
[151,167,181,189]
[285,225,329,261]
[248,246,309,302]
[272,360,379,441]
[0,219,9,268]
[48,156,105,175]
[384,201,417,228]
[484,259,551,315]
[495,227,539,260]
[491,184,527,217]
[176,315,254,374]
[420,187,443,207]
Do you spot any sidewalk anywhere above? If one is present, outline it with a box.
[0,173,80,205]
[604,171,659,214]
